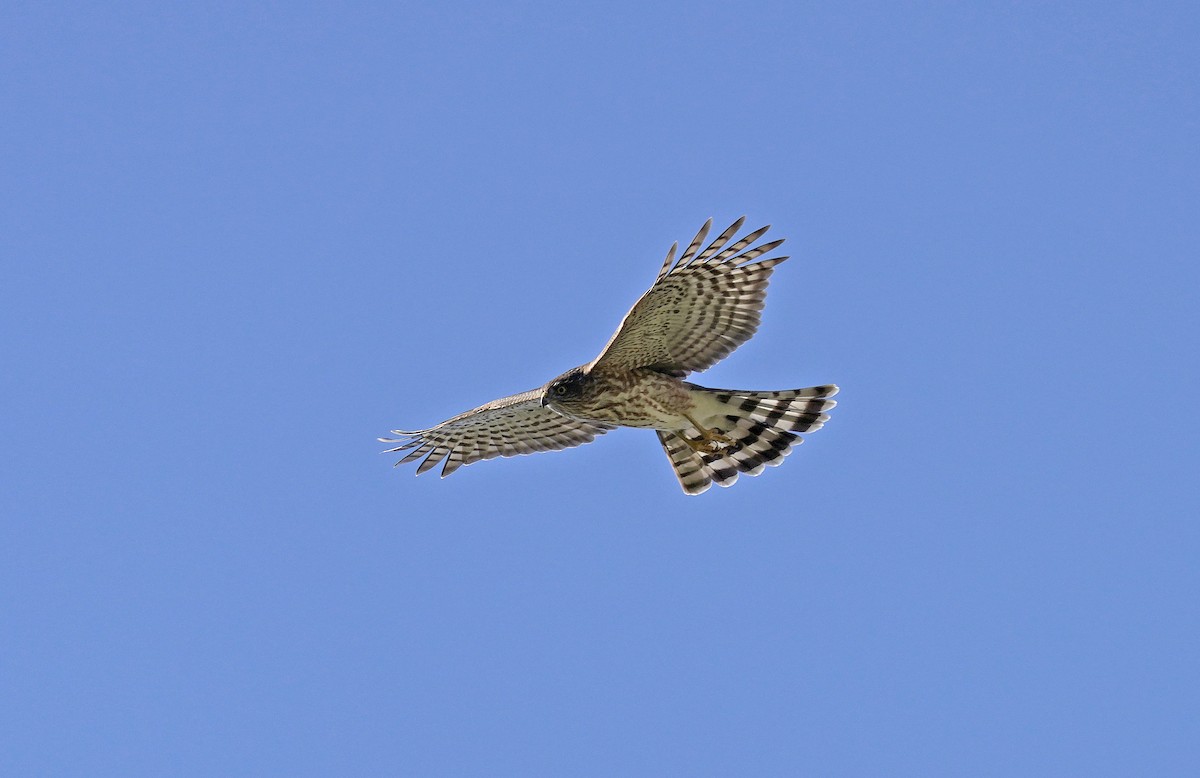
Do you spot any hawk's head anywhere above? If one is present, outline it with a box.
[541,366,591,414]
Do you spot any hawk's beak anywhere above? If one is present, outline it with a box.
[539,394,549,408]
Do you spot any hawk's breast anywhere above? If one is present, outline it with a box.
[576,368,694,429]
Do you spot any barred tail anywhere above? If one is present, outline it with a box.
[658,384,838,495]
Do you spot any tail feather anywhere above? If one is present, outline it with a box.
[657,384,838,495]
[657,430,717,495]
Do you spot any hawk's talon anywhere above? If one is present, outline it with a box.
[682,436,718,454]
[682,415,737,454]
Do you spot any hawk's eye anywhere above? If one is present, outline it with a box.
[553,384,568,397]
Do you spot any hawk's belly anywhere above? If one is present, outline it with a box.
[576,368,694,429]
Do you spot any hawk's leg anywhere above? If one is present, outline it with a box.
[682,414,737,454]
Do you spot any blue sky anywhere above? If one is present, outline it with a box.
[2,2,1198,774]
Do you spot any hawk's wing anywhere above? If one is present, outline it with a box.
[588,217,787,377]
[381,388,614,477]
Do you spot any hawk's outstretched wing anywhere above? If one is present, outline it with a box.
[380,388,614,478]
[587,217,787,377]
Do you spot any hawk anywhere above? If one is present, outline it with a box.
[382,217,838,494]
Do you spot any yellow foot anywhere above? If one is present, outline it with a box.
[683,436,723,454]
[682,415,737,453]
